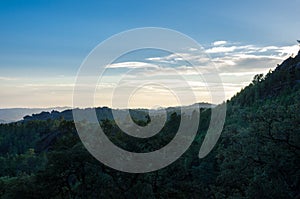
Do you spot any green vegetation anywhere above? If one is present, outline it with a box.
[0,52,299,198]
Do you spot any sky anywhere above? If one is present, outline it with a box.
[0,0,299,108]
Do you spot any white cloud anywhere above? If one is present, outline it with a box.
[212,53,283,73]
[188,47,198,51]
[213,40,227,46]
[0,76,18,81]
[258,46,279,52]
[277,45,299,56]
[106,61,159,69]
[20,83,75,88]
[146,52,210,65]
[220,72,261,77]
[205,46,237,53]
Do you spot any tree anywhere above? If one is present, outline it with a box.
[252,73,264,85]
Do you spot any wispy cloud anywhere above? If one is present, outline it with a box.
[205,46,237,53]
[208,44,299,73]
[1,41,299,108]
[0,76,19,81]
[212,40,227,46]
[106,61,159,69]
[110,41,299,105]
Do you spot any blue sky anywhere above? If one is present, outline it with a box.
[0,0,299,108]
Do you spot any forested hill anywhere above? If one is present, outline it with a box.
[0,51,299,198]
[0,107,70,124]
[22,102,214,123]
[231,50,300,106]
[216,50,300,198]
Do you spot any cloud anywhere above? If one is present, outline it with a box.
[19,83,75,88]
[106,61,159,69]
[139,42,298,103]
[188,48,198,51]
[0,76,18,81]
[140,42,299,79]
[2,41,299,108]
[212,40,227,46]
[205,46,237,53]
[277,45,299,56]
[220,72,262,77]
[258,46,279,52]
[146,52,211,66]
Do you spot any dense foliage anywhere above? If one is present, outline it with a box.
[0,52,299,198]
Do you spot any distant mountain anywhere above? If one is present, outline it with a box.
[22,103,215,123]
[0,119,8,124]
[0,107,70,123]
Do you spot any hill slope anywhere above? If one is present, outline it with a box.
[0,107,70,123]
[231,50,300,106]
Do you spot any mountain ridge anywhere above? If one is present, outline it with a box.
[21,102,214,123]
[0,107,71,123]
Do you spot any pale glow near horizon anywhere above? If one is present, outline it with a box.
[0,42,299,109]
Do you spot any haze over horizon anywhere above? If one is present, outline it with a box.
[0,0,299,108]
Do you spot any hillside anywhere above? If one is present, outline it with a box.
[22,102,214,123]
[231,50,300,106]
[0,107,70,123]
